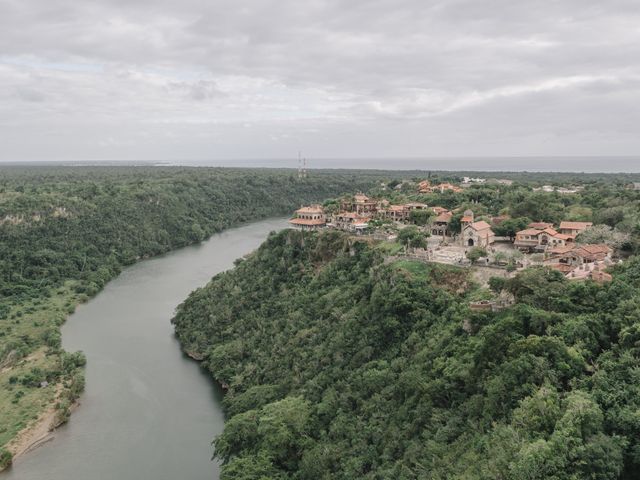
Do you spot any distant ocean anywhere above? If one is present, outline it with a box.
[3,156,639,173]
[163,156,640,173]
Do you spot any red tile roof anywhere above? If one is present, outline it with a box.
[470,221,492,231]
[579,244,611,254]
[295,205,323,214]
[528,222,553,230]
[434,212,453,222]
[517,228,543,236]
[388,205,408,212]
[560,221,593,230]
[289,218,326,226]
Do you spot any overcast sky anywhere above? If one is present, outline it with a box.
[1,0,639,164]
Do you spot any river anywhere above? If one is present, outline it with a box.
[1,218,289,480]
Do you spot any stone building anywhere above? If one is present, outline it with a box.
[431,211,452,236]
[462,221,495,248]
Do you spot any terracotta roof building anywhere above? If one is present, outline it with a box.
[463,220,495,248]
[514,226,571,251]
[528,222,554,230]
[559,221,593,238]
[549,244,612,265]
[289,205,326,230]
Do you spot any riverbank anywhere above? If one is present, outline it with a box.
[0,285,86,471]
[0,217,281,467]
[0,166,381,468]
[3,384,73,465]
[0,218,289,480]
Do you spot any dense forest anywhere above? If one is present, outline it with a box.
[174,226,640,479]
[0,165,383,465]
[2,166,639,472]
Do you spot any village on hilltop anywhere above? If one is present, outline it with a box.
[289,178,620,284]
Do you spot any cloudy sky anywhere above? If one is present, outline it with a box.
[1,0,639,164]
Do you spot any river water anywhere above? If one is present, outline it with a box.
[1,218,289,480]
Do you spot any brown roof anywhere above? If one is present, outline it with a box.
[461,215,473,223]
[470,221,492,231]
[540,228,570,239]
[517,228,543,236]
[560,221,593,230]
[549,245,575,255]
[387,205,408,212]
[432,206,449,214]
[289,218,326,226]
[434,212,453,223]
[528,222,553,230]
[296,205,323,214]
[550,243,611,258]
[579,244,611,254]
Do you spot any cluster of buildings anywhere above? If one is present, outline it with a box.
[418,178,514,193]
[514,221,593,252]
[418,180,463,194]
[533,185,584,194]
[290,195,498,249]
[289,193,432,233]
[546,243,613,283]
[289,192,616,284]
[510,220,613,282]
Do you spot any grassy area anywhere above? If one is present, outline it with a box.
[391,259,432,280]
[0,351,59,446]
[374,240,404,256]
[391,258,476,294]
[0,284,86,450]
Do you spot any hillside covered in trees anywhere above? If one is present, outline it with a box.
[174,228,640,479]
[0,166,382,465]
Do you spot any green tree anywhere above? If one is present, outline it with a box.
[397,226,428,249]
[466,247,487,262]
[408,209,434,226]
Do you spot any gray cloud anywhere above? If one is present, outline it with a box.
[0,0,639,162]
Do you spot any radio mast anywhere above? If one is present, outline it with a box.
[298,151,308,179]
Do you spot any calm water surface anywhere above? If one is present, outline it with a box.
[2,218,289,480]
